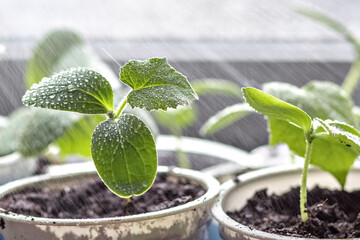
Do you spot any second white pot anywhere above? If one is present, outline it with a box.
[212,165,360,240]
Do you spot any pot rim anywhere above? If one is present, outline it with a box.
[0,166,220,226]
[211,164,360,240]
[157,135,249,166]
[0,152,22,165]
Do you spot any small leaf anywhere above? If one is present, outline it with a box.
[120,58,198,111]
[154,105,196,132]
[310,119,360,187]
[23,68,114,114]
[242,87,312,132]
[91,114,157,197]
[192,79,243,99]
[268,118,306,157]
[311,138,358,187]
[18,110,80,157]
[313,119,360,153]
[200,103,254,135]
[56,115,105,158]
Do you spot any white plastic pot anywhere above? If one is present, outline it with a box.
[0,166,220,240]
[212,165,360,240]
[157,135,251,182]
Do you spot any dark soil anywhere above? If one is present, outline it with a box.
[227,186,360,239]
[0,173,205,219]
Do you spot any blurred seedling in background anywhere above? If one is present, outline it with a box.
[242,87,360,222]
[23,57,198,198]
[154,79,243,168]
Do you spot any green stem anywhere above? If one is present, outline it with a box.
[342,56,360,96]
[114,98,128,119]
[300,135,313,222]
[172,129,191,169]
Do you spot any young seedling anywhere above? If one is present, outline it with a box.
[22,57,198,198]
[242,87,360,222]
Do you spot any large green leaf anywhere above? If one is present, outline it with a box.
[192,79,243,99]
[56,115,105,158]
[154,105,196,133]
[120,58,198,111]
[200,102,254,135]
[243,87,311,132]
[18,109,80,157]
[263,81,357,126]
[23,68,114,114]
[91,114,157,197]
[268,118,306,157]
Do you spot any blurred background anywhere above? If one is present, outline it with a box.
[1,0,360,151]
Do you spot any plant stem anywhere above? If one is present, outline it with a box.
[342,56,360,96]
[114,98,128,119]
[300,135,313,222]
[172,129,191,169]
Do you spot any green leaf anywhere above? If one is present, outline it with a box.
[18,110,80,157]
[200,103,254,135]
[154,105,196,133]
[242,87,312,132]
[120,58,198,111]
[313,119,360,153]
[23,68,114,114]
[91,114,157,197]
[310,119,360,187]
[268,118,306,157]
[311,138,358,187]
[296,8,360,52]
[192,79,243,99]
[56,115,105,158]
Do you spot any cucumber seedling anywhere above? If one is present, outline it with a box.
[242,87,360,222]
[22,57,198,198]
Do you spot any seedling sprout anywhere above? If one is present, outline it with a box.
[23,58,198,198]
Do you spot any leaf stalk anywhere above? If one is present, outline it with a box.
[114,98,128,119]
[300,133,313,222]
